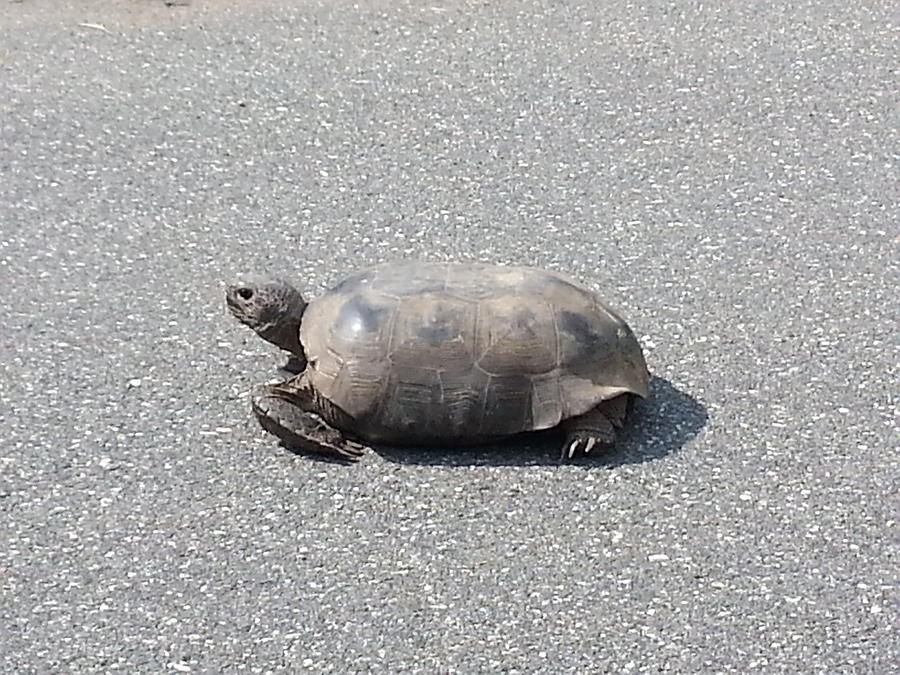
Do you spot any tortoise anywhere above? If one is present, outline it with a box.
[226,261,649,461]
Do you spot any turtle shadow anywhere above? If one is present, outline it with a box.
[366,376,708,468]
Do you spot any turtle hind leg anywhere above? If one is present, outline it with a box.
[251,382,366,461]
[599,393,634,429]
[560,395,632,459]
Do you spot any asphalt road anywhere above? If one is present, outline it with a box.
[1,1,897,672]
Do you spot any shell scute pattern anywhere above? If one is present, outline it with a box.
[474,296,558,377]
[388,294,478,372]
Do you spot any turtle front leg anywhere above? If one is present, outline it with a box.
[560,395,633,459]
[251,378,366,461]
[282,354,308,375]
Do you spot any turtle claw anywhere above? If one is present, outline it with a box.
[561,433,608,460]
[561,405,620,460]
[563,437,589,460]
[306,435,366,462]
[336,440,367,461]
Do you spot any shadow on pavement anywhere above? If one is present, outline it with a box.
[281,377,708,468]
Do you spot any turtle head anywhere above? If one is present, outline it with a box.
[226,278,307,363]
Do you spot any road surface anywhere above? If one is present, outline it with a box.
[1,1,896,672]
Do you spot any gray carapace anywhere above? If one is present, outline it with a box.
[226,261,649,461]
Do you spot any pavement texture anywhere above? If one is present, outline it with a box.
[1,0,897,672]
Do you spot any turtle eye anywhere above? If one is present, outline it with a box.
[237,287,254,301]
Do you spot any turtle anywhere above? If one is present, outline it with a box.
[226,261,649,461]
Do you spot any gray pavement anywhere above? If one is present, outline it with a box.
[1,0,897,672]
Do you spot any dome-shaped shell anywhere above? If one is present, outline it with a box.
[300,262,649,444]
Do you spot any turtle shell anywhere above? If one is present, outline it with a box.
[300,262,648,444]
